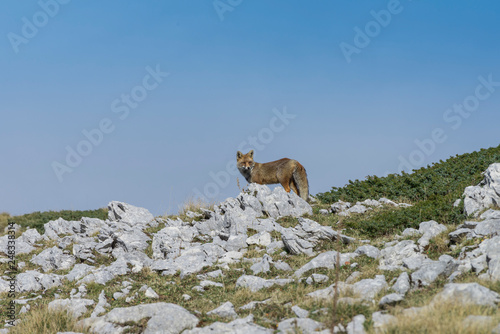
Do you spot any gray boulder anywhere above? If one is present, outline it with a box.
[246,231,272,247]
[391,272,410,295]
[401,228,420,237]
[448,228,475,243]
[249,184,312,218]
[346,314,367,334]
[277,318,325,333]
[474,218,500,237]
[19,228,43,245]
[43,218,80,240]
[480,209,500,220]
[306,273,329,285]
[80,302,198,334]
[16,270,63,292]
[418,220,447,248]
[183,314,272,334]
[91,290,110,318]
[151,226,198,259]
[236,275,292,292]
[463,163,500,216]
[0,235,36,255]
[250,254,272,274]
[351,275,388,300]
[431,283,500,307]
[411,258,458,288]
[347,204,369,214]
[291,305,309,318]
[331,200,351,214]
[48,298,95,318]
[107,201,155,228]
[30,247,76,272]
[379,293,404,308]
[281,217,339,256]
[355,245,380,259]
[379,240,426,271]
[294,251,358,277]
[206,301,237,319]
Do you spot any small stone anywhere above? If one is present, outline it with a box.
[392,272,410,295]
[291,305,309,318]
[346,314,366,334]
[379,293,404,308]
[207,301,237,319]
[346,271,361,284]
[432,283,500,307]
[306,274,329,285]
[145,287,159,299]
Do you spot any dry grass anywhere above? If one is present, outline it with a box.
[0,212,10,236]
[8,304,89,334]
[382,301,500,334]
[167,197,216,221]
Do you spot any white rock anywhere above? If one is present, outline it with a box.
[145,287,159,299]
[432,283,500,307]
[291,305,309,318]
[346,314,367,334]
[49,298,95,318]
[207,301,237,319]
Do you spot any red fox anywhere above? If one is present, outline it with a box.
[236,150,309,201]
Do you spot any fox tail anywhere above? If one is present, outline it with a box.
[293,163,309,201]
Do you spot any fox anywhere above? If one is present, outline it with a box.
[236,150,309,201]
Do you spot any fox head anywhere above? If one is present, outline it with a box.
[236,150,255,173]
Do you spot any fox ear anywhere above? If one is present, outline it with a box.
[248,150,254,158]
[237,151,243,159]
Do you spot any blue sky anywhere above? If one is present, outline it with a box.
[1,0,499,216]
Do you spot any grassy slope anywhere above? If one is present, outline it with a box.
[2,208,108,234]
[316,144,500,237]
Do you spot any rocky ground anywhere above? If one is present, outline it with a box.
[1,164,500,333]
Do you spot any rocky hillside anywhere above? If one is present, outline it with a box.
[1,162,500,333]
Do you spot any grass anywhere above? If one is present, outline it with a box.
[317,144,500,238]
[166,197,216,222]
[2,208,108,235]
[383,301,500,334]
[0,212,10,234]
[7,304,90,334]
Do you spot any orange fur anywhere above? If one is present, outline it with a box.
[236,150,309,200]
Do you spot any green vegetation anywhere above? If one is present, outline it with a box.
[8,304,89,334]
[0,212,10,234]
[5,208,108,234]
[317,145,500,237]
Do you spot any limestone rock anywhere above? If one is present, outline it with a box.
[49,298,95,318]
[80,302,198,334]
[236,275,292,292]
[294,251,358,277]
[431,283,500,307]
[206,301,237,319]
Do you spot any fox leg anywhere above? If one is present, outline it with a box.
[289,179,299,196]
[280,177,292,193]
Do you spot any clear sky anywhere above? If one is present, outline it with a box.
[1,1,499,216]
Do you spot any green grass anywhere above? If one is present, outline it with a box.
[316,144,500,237]
[4,208,108,234]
